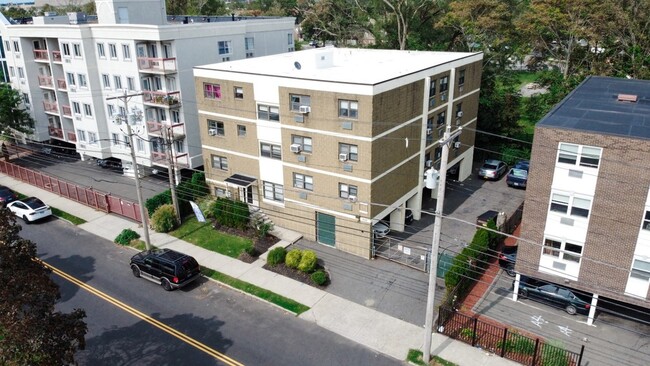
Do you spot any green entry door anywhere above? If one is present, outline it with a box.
[316,212,335,246]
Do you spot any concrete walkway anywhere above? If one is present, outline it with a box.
[0,173,519,366]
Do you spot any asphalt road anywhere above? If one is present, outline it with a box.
[20,217,403,366]
[474,269,650,366]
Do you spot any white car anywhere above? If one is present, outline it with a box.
[7,197,53,223]
[372,222,391,238]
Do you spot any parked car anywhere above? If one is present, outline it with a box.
[515,276,591,315]
[6,197,52,223]
[404,209,414,225]
[0,185,18,207]
[130,249,201,291]
[96,157,123,171]
[478,159,507,180]
[476,210,500,227]
[506,167,529,188]
[498,246,517,277]
[372,221,391,238]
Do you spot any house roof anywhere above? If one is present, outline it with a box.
[538,76,650,139]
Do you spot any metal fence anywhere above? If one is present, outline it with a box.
[0,160,142,223]
[373,236,430,271]
[438,307,585,366]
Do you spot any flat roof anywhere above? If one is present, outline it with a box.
[195,47,481,85]
[538,76,650,139]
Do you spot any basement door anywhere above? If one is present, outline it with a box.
[316,212,335,247]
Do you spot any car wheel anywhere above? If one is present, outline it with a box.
[565,305,577,315]
[519,288,528,298]
[131,265,141,278]
[161,278,173,291]
[22,215,30,224]
[506,267,516,277]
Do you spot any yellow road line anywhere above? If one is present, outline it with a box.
[41,260,244,366]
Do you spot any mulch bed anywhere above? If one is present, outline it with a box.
[212,221,278,263]
[262,262,329,289]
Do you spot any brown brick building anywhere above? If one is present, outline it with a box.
[193,48,483,258]
[517,76,650,314]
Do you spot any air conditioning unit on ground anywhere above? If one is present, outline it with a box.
[208,128,217,136]
[338,153,348,162]
[456,111,463,118]
[454,141,461,149]
[290,143,302,153]
[348,195,357,203]
[426,128,433,135]
[298,105,311,114]
[425,160,433,168]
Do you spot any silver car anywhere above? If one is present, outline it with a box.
[372,222,391,238]
[478,159,507,180]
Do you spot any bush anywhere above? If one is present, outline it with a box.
[267,247,286,266]
[285,249,302,269]
[211,198,250,229]
[298,250,317,273]
[114,228,140,245]
[145,190,172,216]
[311,270,328,286]
[151,204,179,233]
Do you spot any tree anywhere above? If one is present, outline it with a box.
[375,0,444,50]
[0,85,35,136]
[0,208,87,365]
[298,0,373,45]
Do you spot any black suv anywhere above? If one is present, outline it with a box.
[130,249,201,291]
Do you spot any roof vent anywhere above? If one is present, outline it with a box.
[617,94,638,103]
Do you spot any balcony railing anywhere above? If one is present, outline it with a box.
[137,57,177,73]
[146,120,185,136]
[33,49,49,61]
[67,131,77,142]
[38,75,54,88]
[142,90,181,108]
[62,105,72,117]
[43,100,59,113]
[48,126,63,138]
[52,51,62,62]
[56,78,67,89]
[151,151,189,168]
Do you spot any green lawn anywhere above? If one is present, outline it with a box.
[514,71,541,86]
[170,217,253,258]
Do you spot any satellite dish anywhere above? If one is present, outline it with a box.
[294,61,301,70]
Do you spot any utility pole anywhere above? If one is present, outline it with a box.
[163,126,181,222]
[107,91,151,250]
[422,124,462,363]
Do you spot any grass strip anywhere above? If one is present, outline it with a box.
[201,267,310,315]
[406,349,458,366]
[51,207,87,225]
[170,217,253,258]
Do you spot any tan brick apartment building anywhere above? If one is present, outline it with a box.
[517,76,650,311]
[193,48,483,258]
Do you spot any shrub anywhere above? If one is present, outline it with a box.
[267,247,286,266]
[459,328,475,340]
[498,333,535,355]
[257,221,274,239]
[151,204,179,233]
[298,250,317,273]
[145,190,172,216]
[285,249,302,269]
[114,228,140,246]
[311,270,328,286]
[211,198,250,229]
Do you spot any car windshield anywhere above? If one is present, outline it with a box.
[23,197,46,209]
[510,169,528,178]
[483,164,498,170]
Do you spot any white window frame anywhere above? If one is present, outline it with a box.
[557,143,602,169]
[62,43,71,57]
[237,125,246,136]
[72,43,82,58]
[549,192,592,219]
[66,72,76,86]
[114,75,123,90]
[542,237,584,263]
[83,103,92,117]
[339,183,358,199]
[77,130,86,142]
[88,132,97,145]
[292,135,312,153]
[257,104,280,121]
[127,77,136,91]
[109,43,118,59]
[260,142,281,159]
[97,43,106,58]
[78,74,87,88]
[102,74,111,89]
[136,138,145,152]
[293,173,313,191]
[218,40,231,55]
[339,143,358,161]
[338,99,358,119]
[72,102,81,115]
[211,154,228,170]
[207,120,225,136]
[263,181,284,202]
[122,44,131,60]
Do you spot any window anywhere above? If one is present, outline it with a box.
[237,125,246,136]
[102,74,111,89]
[83,103,92,117]
[290,94,311,111]
[570,197,591,218]
[257,104,280,121]
[136,138,145,152]
[114,76,123,90]
[339,100,358,118]
[4,41,9,52]
[288,33,294,45]
[62,43,70,57]
[557,143,602,168]
[550,193,569,213]
[234,86,244,99]
[292,135,312,153]
[293,173,313,191]
[107,104,115,116]
[580,146,601,168]
[73,43,82,58]
[77,130,86,142]
[437,111,446,126]
[67,72,76,86]
[215,187,227,198]
[260,143,282,159]
[17,67,24,79]
[22,93,29,106]
[203,83,221,99]
[122,44,131,60]
[458,69,465,86]
[643,211,650,231]
[9,66,14,77]
[439,76,449,93]
[78,74,87,87]
[109,43,118,59]
[245,37,254,57]
[550,193,591,218]
[127,77,135,91]
[456,103,463,117]
[123,134,129,146]
[97,43,106,58]
[558,143,578,165]
[543,238,583,263]
[207,120,225,136]
[428,79,436,107]
[174,139,184,153]
[88,132,97,145]
[543,239,561,257]
[339,143,358,161]
[211,155,228,170]
[263,181,284,202]
[72,102,81,115]
[112,133,120,146]
[12,41,19,53]
[631,259,650,280]
[218,40,231,55]
[339,183,358,199]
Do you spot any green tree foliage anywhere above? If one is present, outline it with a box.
[0,208,87,365]
[211,198,250,229]
[151,204,180,232]
[0,85,35,135]
[297,250,317,272]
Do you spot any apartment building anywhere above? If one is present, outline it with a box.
[0,0,295,175]
[194,48,483,258]
[518,76,650,310]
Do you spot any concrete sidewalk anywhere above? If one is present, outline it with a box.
[0,173,519,366]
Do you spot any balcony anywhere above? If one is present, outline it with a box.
[48,126,63,138]
[67,131,77,142]
[38,75,54,88]
[137,57,177,74]
[56,78,67,90]
[142,91,181,108]
[151,151,189,168]
[62,105,72,117]
[146,120,185,136]
[52,51,62,62]
[33,49,49,61]
[43,100,59,113]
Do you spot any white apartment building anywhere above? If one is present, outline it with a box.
[0,0,295,175]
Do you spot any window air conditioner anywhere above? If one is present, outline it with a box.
[75,116,81,121]
[208,128,217,136]
[348,195,357,203]
[298,105,311,114]
[454,141,461,149]
[290,143,302,153]
[426,128,433,135]
[441,94,447,101]
[456,111,463,118]
[425,160,433,168]
[338,153,348,162]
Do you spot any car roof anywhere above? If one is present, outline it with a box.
[22,197,46,208]
[150,248,189,262]
[484,159,503,165]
